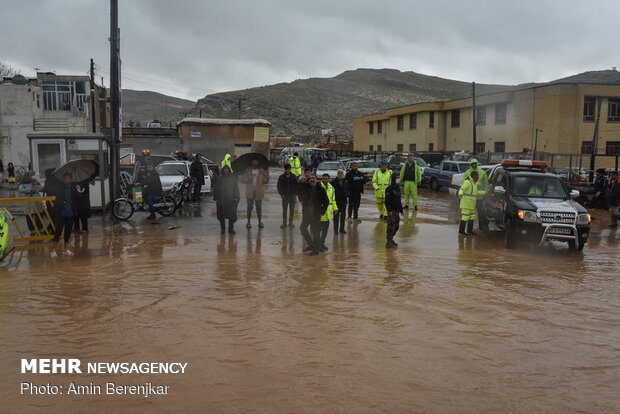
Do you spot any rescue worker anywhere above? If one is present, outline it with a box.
[372,162,392,220]
[289,152,302,177]
[399,153,422,211]
[609,170,620,228]
[298,174,329,255]
[319,173,338,251]
[384,173,404,248]
[458,170,485,236]
[221,153,233,173]
[463,159,489,230]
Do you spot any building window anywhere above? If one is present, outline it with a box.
[428,143,434,151]
[581,140,593,154]
[409,143,416,152]
[409,113,417,129]
[475,142,486,153]
[583,97,595,122]
[476,106,486,125]
[377,145,383,152]
[429,111,435,128]
[369,145,374,152]
[377,121,383,133]
[494,142,505,152]
[42,80,86,112]
[451,110,460,127]
[397,115,404,131]
[608,98,620,122]
[606,141,620,155]
[397,144,404,152]
[369,122,374,134]
[495,103,506,124]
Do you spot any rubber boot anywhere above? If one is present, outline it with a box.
[228,221,235,234]
[467,220,477,235]
[459,221,468,236]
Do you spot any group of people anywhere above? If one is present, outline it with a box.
[592,169,620,227]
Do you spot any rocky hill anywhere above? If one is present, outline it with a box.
[194,68,512,138]
[121,89,195,127]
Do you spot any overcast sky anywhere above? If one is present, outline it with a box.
[1,0,618,102]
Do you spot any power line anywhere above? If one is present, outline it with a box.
[95,64,210,94]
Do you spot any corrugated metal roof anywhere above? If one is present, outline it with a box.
[177,118,271,127]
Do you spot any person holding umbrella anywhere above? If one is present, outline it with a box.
[45,172,79,258]
[241,158,269,229]
[190,153,205,202]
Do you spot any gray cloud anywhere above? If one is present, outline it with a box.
[1,0,618,101]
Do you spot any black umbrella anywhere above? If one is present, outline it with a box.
[231,153,269,174]
[52,159,99,185]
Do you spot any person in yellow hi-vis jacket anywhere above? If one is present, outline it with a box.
[372,162,392,220]
[458,170,486,236]
[289,152,302,177]
[400,153,422,211]
[463,158,488,230]
[319,173,338,251]
[221,154,233,173]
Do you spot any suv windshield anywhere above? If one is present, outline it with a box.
[513,176,567,198]
[156,164,187,176]
[319,162,341,169]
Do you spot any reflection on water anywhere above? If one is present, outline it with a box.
[1,183,619,413]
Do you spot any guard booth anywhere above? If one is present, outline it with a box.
[27,133,110,210]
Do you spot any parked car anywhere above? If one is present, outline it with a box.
[382,154,428,176]
[315,161,346,179]
[346,160,379,176]
[155,161,212,193]
[448,164,499,196]
[423,160,471,190]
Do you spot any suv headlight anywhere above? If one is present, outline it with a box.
[577,213,591,225]
[518,210,539,223]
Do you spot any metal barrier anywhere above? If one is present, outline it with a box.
[0,196,57,242]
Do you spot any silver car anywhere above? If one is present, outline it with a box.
[155,161,212,193]
[315,161,345,180]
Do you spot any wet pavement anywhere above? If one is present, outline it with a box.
[1,170,619,413]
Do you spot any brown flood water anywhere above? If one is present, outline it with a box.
[1,178,619,413]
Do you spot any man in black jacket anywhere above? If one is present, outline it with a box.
[138,163,163,220]
[384,174,404,248]
[345,162,366,222]
[45,172,79,258]
[590,168,609,210]
[190,153,205,202]
[331,169,350,234]
[298,174,329,256]
[277,164,298,228]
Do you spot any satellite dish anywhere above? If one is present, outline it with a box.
[11,75,27,85]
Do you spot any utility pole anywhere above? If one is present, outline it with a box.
[109,0,120,199]
[472,82,477,153]
[238,98,242,119]
[534,128,543,160]
[589,96,603,182]
[90,58,97,133]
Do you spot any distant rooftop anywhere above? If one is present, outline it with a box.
[547,69,620,85]
[178,118,271,127]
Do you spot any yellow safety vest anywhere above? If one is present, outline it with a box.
[289,156,301,176]
[372,169,392,198]
[221,154,233,173]
[320,182,337,222]
[458,177,484,209]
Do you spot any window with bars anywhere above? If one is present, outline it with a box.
[581,140,593,154]
[608,98,620,122]
[409,143,416,152]
[475,142,486,153]
[369,145,374,152]
[377,144,383,152]
[369,122,374,134]
[397,144,404,151]
[476,106,486,125]
[429,111,435,128]
[377,121,383,133]
[606,141,620,155]
[428,143,434,151]
[42,80,86,112]
[397,115,404,130]
[495,103,506,124]
[583,97,595,122]
[451,110,460,127]
[494,142,505,152]
[409,113,417,129]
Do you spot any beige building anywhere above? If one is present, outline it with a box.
[354,70,620,160]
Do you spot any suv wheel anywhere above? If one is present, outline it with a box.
[568,239,585,251]
[430,178,440,191]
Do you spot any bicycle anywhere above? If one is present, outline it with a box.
[112,185,177,220]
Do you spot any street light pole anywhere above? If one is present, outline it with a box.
[534,128,543,160]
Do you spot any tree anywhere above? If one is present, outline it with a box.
[0,62,21,78]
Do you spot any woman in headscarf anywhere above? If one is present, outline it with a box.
[214,165,239,234]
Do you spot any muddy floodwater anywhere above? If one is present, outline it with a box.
[1,173,619,413]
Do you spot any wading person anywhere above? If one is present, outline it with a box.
[345,162,366,222]
[190,153,205,202]
[463,159,489,230]
[138,163,163,220]
[331,169,349,234]
[372,162,392,220]
[400,153,421,211]
[214,165,239,234]
[277,164,298,228]
[319,173,338,250]
[385,173,404,248]
[289,152,302,177]
[74,181,91,234]
[590,168,609,210]
[298,174,328,255]
[242,159,269,228]
[46,172,78,258]
[458,170,485,236]
[609,170,620,227]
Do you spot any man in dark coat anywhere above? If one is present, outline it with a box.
[214,165,239,234]
[138,163,163,220]
[345,162,366,221]
[298,173,329,256]
[590,168,609,210]
[190,153,205,202]
[384,173,404,248]
[609,170,620,228]
[331,169,350,234]
[45,172,79,258]
[277,164,298,228]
